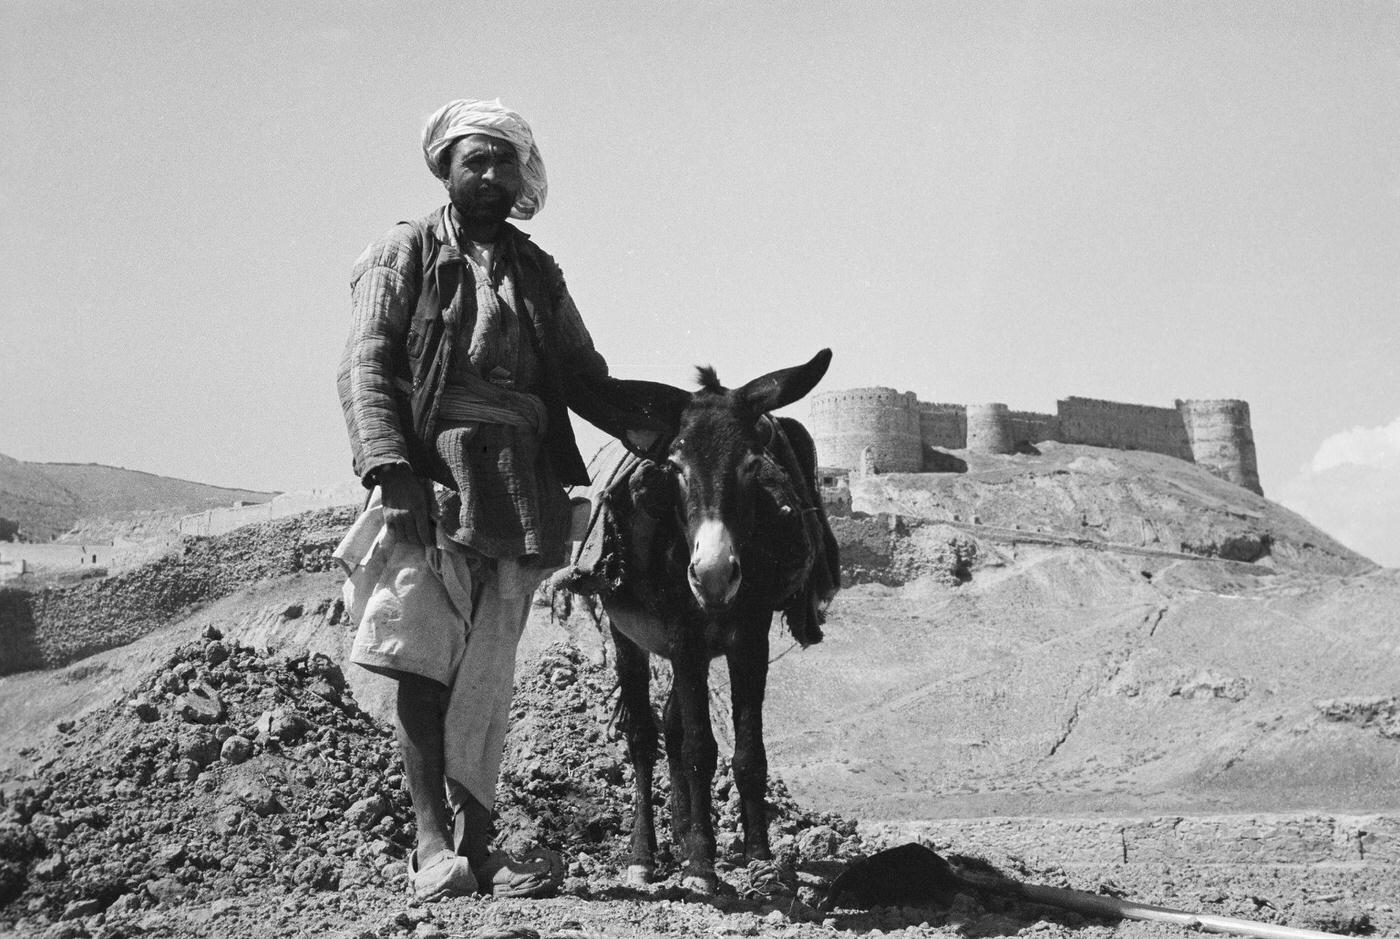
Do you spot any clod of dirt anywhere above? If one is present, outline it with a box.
[175,682,225,724]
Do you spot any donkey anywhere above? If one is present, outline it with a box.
[582,349,839,894]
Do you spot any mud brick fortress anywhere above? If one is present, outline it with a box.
[809,389,1262,495]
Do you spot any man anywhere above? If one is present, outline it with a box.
[335,99,654,900]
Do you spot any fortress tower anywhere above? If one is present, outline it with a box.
[1177,399,1262,495]
[965,403,1015,454]
[809,388,922,473]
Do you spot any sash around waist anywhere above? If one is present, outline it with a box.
[437,372,548,436]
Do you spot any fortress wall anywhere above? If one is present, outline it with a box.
[178,502,278,537]
[1178,399,1262,495]
[918,402,966,450]
[178,481,362,538]
[811,387,1259,488]
[0,543,115,570]
[1057,397,1192,460]
[1007,410,1061,447]
[966,403,1014,455]
[809,388,922,473]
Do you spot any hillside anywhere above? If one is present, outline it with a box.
[754,443,1392,820]
[764,552,1400,820]
[1,455,1397,935]
[848,441,1375,576]
[0,452,275,542]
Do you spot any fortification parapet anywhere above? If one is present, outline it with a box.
[918,402,967,450]
[1057,397,1192,460]
[1178,399,1262,495]
[966,403,1014,454]
[809,388,922,473]
[1008,410,1061,449]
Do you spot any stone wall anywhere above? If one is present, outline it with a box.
[1056,396,1194,460]
[178,480,363,538]
[815,468,852,516]
[917,402,966,450]
[0,507,356,676]
[0,543,115,571]
[1008,410,1060,449]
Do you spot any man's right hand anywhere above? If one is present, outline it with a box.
[378,466,434,546]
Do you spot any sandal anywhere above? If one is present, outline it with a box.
[408,848,478,901]
[474,848,565,898]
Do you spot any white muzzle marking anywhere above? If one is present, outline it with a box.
[688,518,741,609]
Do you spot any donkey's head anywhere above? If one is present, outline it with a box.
[627,349,831,612]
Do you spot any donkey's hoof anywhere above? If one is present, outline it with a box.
[682,873,718,896]
[625,864,654,887]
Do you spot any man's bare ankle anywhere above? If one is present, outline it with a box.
[415,833,454,864]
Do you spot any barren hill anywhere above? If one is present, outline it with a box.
[845,441,1374,576]
[758,443,1393,820]
[765,553,1400,821]
[0,452,275,542]
[1,449,1397,934]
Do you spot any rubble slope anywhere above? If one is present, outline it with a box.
[850,441,1374,575]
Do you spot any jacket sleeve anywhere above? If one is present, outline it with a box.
[335,225,423,485]
[540,254,609,382]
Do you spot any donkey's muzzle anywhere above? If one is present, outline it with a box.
[688,519,741,610]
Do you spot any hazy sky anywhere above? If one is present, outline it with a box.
[2,2,1397,562]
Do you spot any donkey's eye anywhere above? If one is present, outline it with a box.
[667,458,688,489]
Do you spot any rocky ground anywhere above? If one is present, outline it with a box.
[1,619,1390,939]
[2,445,1396,938]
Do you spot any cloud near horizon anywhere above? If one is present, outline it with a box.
[1276,416,1400,568]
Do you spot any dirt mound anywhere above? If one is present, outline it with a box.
[0,630,908,938]
[0,507,357,676]
[0,629,405,925]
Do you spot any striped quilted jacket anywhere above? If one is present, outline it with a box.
[336,209,609,489]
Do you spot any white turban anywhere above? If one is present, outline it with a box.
[422,98,547,220]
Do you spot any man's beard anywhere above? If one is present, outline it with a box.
[457,186,513,224]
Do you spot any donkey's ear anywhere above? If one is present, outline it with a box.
[737,348,833,415]
[612,379,692,434]
[567,374,691,441]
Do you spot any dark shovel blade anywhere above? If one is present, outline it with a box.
[822,842,963,911]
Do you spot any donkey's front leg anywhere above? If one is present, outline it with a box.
[613,627,659,885]
[662,685,691,851]
[727,625,772,861]
[670,652,719,894]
